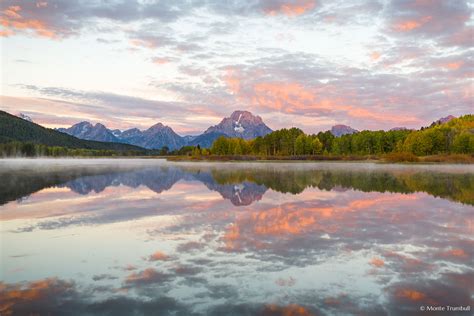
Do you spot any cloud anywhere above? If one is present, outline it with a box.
[385,0,472,46]
[0,278,84,315]
[148,251,169,261]
[263,0,317,17]
[0,0,315,41]
[151,57,172,65]
[92,274,118,281]
[3,1,471,133]
[218,58,426,129]
[0,277,194,316]
[10,85,203,132]
[0,0,200,39]
[2,162,473,315]
[129,33,177,49]
[176,241,206,253]
[124,268,170,287]
[225,49,474,130]
[370,51,381,61]
[370,257,385,268]
[0,4,57,38]
[384,272,474,314]
[262,304,316,315]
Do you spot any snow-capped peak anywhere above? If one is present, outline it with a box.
[233,113,245,133]
[18,113,32,122]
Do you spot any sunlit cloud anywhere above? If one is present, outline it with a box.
[0,4,57,38]
[264,0,316,17]
[395,289,426,301]
[392,16,432,32]
[263,304,316,316]
[370,258,385,268]
[1,0,472,133]
[124,268,170,287]
[147,251,169,261]
[151,57,171,65]
[370,51,381,61]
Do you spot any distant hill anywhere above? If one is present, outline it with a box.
[437,115,456,124]
[330,124,358,137]
[0,110,144,152]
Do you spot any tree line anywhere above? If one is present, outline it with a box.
[1,115,472,158]
[206,115,473,157]
[0,142,145,157]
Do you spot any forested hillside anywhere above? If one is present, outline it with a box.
[0,111,145,156]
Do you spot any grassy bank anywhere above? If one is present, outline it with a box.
[167,153,474,163]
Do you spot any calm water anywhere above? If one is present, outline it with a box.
[0,159,473,316]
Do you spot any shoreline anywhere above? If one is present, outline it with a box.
[166,154,474,164]
[0,154,472,164]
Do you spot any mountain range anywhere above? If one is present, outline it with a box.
[58,110,273,150]
[0,110,143,152]
[7,109,459,152]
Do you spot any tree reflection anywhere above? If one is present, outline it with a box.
[1,163,472,206]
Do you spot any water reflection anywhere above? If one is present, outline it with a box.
[0,159,473,316]
[1,160,473,206]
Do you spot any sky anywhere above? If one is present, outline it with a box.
[0,0,472,135]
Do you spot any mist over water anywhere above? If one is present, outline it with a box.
[1,159,473,315]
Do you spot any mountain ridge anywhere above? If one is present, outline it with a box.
[0,110,144,152]
[204,110,272,140]
[50,112,460,150]
[57,110,273,149]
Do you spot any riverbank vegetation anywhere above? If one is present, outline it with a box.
[205,115,473,157]
[168,115,473,162]
[0,142,147,157]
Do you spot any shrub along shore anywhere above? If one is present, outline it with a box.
[167,153,474,163]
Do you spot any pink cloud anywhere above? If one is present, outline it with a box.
[392,16,432,32]
[224,67,241,94]
[125,268,168,286]
[147,251,169,261]
[3,5,22,19]
[443,62,463,70]
[151,57,171,65]
[370,257,385,268]
[130,39,156,48]
[1,5,57,38]
[444,26,473,47]
[265,0,316,17]
[370,51,381,61]
[221,71,422,128]
[395,289,426,302]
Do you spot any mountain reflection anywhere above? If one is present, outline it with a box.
[1,161,473,205]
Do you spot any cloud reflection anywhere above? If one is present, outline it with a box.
[0,160,473,315]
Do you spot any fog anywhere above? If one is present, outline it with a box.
[0,158,473,174]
